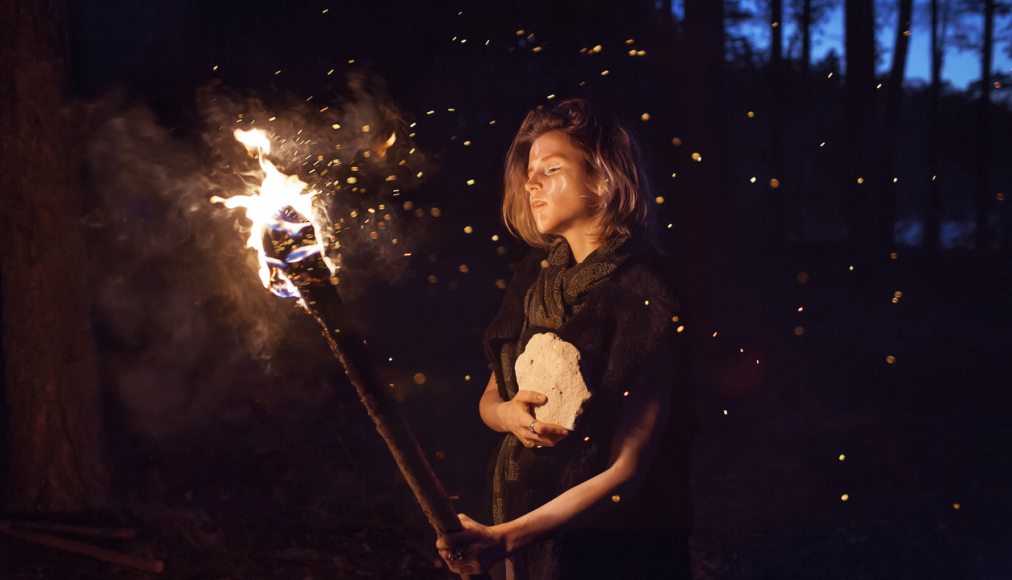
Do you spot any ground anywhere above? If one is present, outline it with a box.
[2,245,1009,579]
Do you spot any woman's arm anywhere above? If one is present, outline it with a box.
[496,372,672,554]
[480,372,573,449]
[479,372,509,432]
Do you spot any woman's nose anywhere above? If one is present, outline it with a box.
[525,176,541,194]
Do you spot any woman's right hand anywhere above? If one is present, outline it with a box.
[496,390,571,448]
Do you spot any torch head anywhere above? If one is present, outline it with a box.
[262,205,334,297]
[210,128,340,304]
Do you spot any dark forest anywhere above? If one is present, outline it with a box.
[1,0,1010,578]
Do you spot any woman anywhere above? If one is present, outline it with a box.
[436,98,697,579]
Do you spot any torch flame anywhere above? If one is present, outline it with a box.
[234,128,273,155]
[376,131,397,158]
[211,128,337,302]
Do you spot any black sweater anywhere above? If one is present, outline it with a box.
[481,241,698,534]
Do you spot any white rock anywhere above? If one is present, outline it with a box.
[514,332,592,431]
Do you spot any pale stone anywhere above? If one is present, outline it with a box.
[514,332,592,431]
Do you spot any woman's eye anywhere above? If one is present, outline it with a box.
[545,166,560,175]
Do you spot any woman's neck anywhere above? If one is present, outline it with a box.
[559,214,605,264]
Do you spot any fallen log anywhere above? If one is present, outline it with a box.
[3,519,137,540]
[0,520,163,574]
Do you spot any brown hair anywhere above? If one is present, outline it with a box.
[501,98,658,250]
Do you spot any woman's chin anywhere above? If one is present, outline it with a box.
[534,218,557,235]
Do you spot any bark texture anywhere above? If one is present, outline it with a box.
[0,0,107,511]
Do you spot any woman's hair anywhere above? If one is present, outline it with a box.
[501,97,659,250]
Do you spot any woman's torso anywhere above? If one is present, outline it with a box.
[486,242,696,534]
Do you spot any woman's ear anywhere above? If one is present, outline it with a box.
[595,178,612,204]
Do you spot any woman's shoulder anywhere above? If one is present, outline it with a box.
[609,243,680,310]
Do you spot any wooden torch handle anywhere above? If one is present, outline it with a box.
[299,283,490,580]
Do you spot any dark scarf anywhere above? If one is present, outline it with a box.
[523,233,633,332]
[494,233,634,402]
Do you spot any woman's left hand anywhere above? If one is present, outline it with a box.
[435,513,510,575]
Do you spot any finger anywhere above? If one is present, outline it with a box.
[534,433,556,446]
[440,549,460,564]
[516,390,548,405]
[530,421,569,440]
[436,532,469,548]
[440,546,462,560]
[513,415,538,444]
[537,434,562,447]
[544,422,572,437]
[546,425,570,439]
[552,432,571,444]
[456,513,478,531]
[524,421,562,447]
[524,413,557,437]
[522,434,554,448]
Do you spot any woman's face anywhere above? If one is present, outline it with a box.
[525,130,602,236]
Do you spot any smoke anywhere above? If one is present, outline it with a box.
[80,73,430,443]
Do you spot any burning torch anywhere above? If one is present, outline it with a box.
[212,129,487,580]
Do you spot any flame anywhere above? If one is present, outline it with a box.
[234,128,272,154]
[211,128,337,301]
[375,131,397,158]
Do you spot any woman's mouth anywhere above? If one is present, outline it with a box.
[531,200,548,210]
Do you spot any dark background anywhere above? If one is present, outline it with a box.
[1,0,1010,578]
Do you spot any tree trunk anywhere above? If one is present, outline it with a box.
[796,0,814,242]
[0,0,107,511]
[925,0,951,260]
[769,0,788,248]
[801,0,812,79]
[882,0,914,256]
[974,0,995,250]
[844,0,877,261]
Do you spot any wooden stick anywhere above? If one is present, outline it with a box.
[0,521,163,574]
[3,519,137,539]
[265,229,486,579]
[298,282,488,580]
[258,217,490,579]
